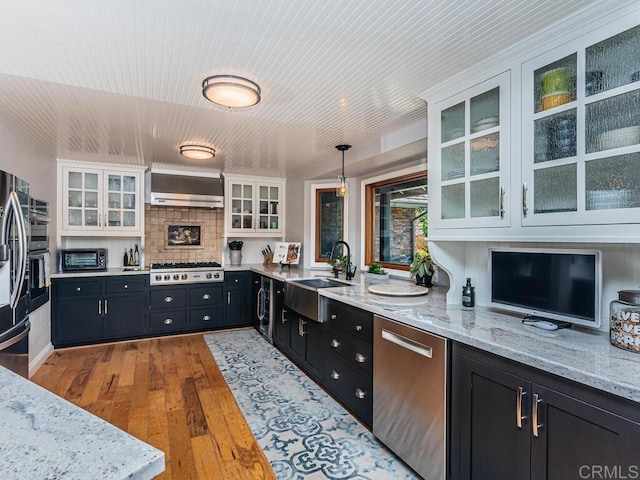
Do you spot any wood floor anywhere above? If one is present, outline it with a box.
[31,332,276,480]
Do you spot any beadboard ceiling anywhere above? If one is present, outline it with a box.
[0,0,616,178]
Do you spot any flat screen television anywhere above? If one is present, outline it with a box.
[488,248,602,328]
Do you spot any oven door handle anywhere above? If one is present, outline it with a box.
[0,319,30,351]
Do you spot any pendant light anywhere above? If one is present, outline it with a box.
[335,144,351,197]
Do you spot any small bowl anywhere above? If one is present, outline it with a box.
[540,92,574,111]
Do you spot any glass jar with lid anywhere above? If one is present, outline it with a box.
[610,290,640,353]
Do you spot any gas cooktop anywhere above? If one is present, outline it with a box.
[150,261,222,270]
[149,261,223,285]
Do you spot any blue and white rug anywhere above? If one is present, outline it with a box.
[204,329,420,480]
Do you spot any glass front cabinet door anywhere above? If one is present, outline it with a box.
[225,176,284,236]
[430,72,510,230]
[522,22,640,226]
[61,164,142,234]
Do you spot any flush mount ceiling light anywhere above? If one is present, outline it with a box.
[335,144,352,197]
[179,144,216,160]
[202,75,261,108]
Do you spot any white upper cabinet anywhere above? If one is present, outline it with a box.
[224,174,285,237]
[429,72,511,233]
[58,160,144,236]
[522,21,640,227]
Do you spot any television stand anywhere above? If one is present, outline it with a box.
[522,315,572,330]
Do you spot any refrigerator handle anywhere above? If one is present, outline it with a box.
[3,192,28,310]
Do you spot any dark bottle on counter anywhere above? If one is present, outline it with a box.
[134,244,140,267]
[129,248,134,266]
[123,248,129,267]
[462,278,475,307]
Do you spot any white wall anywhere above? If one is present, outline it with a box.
[0,113,56,376]
[431,240,640,333]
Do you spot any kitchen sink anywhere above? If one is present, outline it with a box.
[289,277,351,289]
[285,277,354,321]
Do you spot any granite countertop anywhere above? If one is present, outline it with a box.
[50,268,150,279]
[247,263,640,404]
[0,367,164,480]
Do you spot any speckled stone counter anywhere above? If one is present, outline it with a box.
[0,367,164,480]
[50,268,150,279]
[246,263,640,404]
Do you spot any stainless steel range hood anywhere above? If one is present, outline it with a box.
[148,170,224,208]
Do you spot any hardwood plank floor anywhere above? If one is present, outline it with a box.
[31,332,276,480]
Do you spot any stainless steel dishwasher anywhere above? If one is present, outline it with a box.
[373,315,447,480]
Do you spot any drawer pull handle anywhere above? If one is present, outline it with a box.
[164,296,174,303]
[202,294,211,300]
[76,287,81,291]
[331,314,337,320]
[203,315,211,321]
[516,386,527,429]
[164,318,173,325]
[355,353,365,363]
[355,325,363,332]
[330,339,340,348]
[532,393,543,438]
[124,284,128,289]
[355,388,366,399]
[330,371,340,380]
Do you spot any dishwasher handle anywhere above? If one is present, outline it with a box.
[381,329,433,358]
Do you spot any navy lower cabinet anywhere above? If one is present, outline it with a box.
[224,271,251,327]
[52,275,148,348]
[451,342,640,480]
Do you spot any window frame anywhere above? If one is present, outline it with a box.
[362,168,427,272]
[314,187,345,263]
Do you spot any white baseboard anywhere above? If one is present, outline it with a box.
[29,343,54,378]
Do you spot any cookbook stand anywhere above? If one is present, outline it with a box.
[280,262,291,271]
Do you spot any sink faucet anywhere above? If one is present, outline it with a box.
[329,240,356,281]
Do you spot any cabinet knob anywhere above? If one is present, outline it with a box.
[331,314,337,320]
[234,278,239,283]
[355,353,365,363]
[330,371,340,380]
[76,287,81,291]
[164,318,173,325]
[330,339,340,348]
[202,293,211,300]
[203,315,211,321]
[355,325,363,331]
[124,284,128,289]
[164,296,173,303]
[355,388,366,399]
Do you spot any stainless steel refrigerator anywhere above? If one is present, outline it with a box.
[0,170,30,377]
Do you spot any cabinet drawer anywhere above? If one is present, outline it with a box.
[150,288,187,309]
[54,279,101,297]
[190,306,223,330]
[225,272,248,289]
[324,355,372,427]
[324,299,373,342]
[149,310,187,333]
[325,326,372,374]
[190,285,223,306]
[105,276,147,294]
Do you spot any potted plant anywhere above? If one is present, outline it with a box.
[364,263,389,282]
[410,250,435,287]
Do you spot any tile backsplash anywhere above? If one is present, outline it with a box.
[144,204,222,265]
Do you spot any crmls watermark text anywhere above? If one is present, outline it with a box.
[579,465,640,479]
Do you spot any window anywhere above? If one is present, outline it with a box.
[365,171,428,270]
[315,188,344,262]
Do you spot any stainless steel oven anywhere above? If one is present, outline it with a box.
[28,197,50,311]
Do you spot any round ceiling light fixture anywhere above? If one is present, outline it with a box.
[202,74,261,108]
[179,144,216,160]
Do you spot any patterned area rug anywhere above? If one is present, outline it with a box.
[204,329,419,480]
